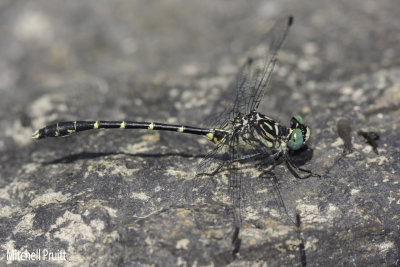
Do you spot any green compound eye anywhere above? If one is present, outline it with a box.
[288,128,304,150]
[293,115,304,125]
[290,115,304,128]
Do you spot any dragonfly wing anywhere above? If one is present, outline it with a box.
[206,16,293,129]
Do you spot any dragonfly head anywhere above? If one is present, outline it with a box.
[287,115,311,150]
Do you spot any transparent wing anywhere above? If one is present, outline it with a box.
[207,16,293,130]
[189,131,247,232]
[245,16,293,112]
[239,156,297,226]
[189,140,232,229]
[228,141,298,238]
[259,169,296,225]
[228,132,243,229]
[228,132,245,253]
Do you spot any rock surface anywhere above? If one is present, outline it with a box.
[0,0,399,266]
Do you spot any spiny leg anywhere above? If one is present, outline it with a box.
[196,152,264,177]
[284,153,321,178]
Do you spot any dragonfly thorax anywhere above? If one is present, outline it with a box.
[229,111,310,153]
[231,111,287,151]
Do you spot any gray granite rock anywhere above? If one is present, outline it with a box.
[0,0,399,266]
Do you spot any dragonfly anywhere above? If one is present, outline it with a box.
[32,16,319,254]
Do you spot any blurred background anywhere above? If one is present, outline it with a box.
[0,0,399,266]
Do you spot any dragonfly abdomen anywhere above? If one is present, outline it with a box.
[32,120,217,140]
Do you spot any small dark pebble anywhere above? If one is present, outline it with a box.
[358,130,380,154]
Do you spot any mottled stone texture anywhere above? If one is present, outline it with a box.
[0,0,399,266]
